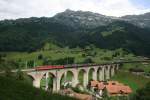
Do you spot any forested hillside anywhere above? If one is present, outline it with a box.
[0,10,150,56]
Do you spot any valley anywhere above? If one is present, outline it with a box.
[0,9,150,100]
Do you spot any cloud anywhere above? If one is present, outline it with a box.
[0,0,150,20]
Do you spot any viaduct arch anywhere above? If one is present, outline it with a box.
[27,64,119,92]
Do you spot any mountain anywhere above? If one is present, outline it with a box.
[0,10,150,56]
[52,10,150,28]
[121,12,150,28]
[52,9,116,29]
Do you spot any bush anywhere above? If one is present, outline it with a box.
[38,54,43,60]
[129,68,144,72]
[43,57,51,65]
[82,53,86,57]
[83,57,93,63]
[133,82,150,100]
[27,60,35,68]
[4,66,13,77]
[52,57,75,65]
[16,69,25,80]
[102,56,112,60]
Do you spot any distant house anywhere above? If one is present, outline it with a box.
[90,81,132,97]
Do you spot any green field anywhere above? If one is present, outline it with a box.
[0,47,140,70]
[111,70,150,92]
[121,63,150,72]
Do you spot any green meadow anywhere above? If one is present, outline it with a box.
[0,47,139,70]
[111,70,150,92]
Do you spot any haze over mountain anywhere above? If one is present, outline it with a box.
[0,10,150,56]
[122,12,150,28]
[1,9,150,28]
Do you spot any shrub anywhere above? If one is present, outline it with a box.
[43,57,51,65]
[129,68,144,72]
[38,54,43,60]
[27,60,35,68]
[51,57,75,65]
[82,53,86,57]
[83,57,93,63]
[133,82,150,100]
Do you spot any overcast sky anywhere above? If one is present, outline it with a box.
[0,0,150,20]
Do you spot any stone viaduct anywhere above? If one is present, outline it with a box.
[27,64,119,92]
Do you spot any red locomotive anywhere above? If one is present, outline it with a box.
[35,65,64,71]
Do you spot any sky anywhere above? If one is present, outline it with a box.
[0,0,150,20]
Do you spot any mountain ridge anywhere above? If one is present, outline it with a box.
[0,10,150,56]
[1,9,150,28]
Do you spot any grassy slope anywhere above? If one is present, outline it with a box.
[1,48,138,68]
[111,70,150,92]
[0,76,76,100]
[122,63,150,72]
